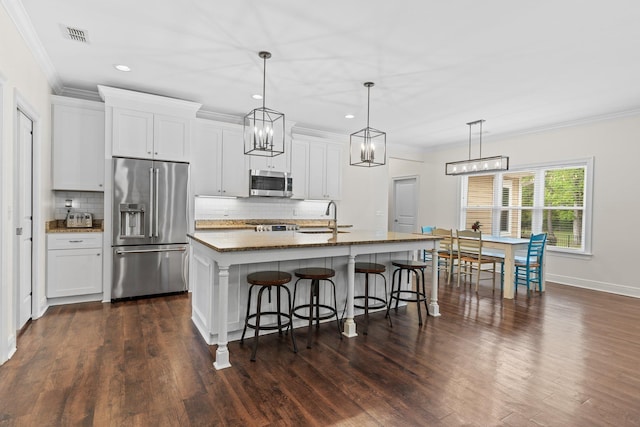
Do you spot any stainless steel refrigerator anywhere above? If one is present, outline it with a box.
[112,157,189,299]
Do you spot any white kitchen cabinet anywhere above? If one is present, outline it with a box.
[248,139,291,172]
[98,85,201,163]
[112,107,190,162]
[51,96,105,191]
[192,119,248,197]
[308,141,342,200]
[47,233,103,298]
[290,140,309,199]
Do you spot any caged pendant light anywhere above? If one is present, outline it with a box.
[244,51,285,157]
[350,82,386,167]
[445,119,509,175]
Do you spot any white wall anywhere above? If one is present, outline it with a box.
[421,113,640,298]
[0,1,53,364]
[340,155,389,232]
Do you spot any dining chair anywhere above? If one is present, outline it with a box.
[456,230,501,292]
[432,228,456,284]
[421,226,435,263]
[513,233,547,295]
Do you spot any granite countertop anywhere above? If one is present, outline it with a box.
[46,220,104,233]
[188,229,440,252]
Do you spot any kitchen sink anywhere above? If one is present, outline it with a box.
[297,229,349,234]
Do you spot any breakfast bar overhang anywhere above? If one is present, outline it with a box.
[188,230,441,370]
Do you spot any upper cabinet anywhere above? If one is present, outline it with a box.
[248,139,291,173]
[192,119,248,197]
[298,137,343,201]
[98,85,201,162]
[290,140,309,199]
[51,96,105,191]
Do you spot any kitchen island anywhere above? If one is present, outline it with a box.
[188,229,441,369]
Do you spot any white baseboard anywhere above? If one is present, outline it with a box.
[547,274,640,298]
[47,293,103,307]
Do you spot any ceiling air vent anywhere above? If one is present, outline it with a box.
[61,26,89,43]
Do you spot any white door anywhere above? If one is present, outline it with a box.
[16,110,33,329]
[393,177,417,233]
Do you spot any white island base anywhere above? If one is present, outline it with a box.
[188,231,440,370]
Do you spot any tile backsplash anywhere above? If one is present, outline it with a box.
[195,196,333,220]
[54,191,105,220]
[54,192,332,221]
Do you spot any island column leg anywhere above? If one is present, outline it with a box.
[502,247,516,299]
[342,254,357,337]
[213,263,232,370]
[428,247,441,317]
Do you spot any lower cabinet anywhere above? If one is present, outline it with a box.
[47,233,103,299]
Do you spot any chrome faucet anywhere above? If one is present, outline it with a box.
[325,200,337,235]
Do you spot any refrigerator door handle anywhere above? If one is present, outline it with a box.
[154,167,160,238]
[148,167,154,238]
[115,247,187,255]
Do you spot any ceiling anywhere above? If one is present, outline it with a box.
[12,0,640,149]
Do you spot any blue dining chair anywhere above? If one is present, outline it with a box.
[513,233,547,295]
[421,226,435,263]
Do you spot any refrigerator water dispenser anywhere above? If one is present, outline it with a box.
[119,204,146,238]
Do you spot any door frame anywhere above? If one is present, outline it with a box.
[13,91,44,329]
[0,72,9,364]
[390,175,419,233]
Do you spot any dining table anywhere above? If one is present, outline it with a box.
[480,235,543,299]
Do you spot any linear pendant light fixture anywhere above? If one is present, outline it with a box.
[244,51,285,157]
[350,82,386,167]
[445,119,509,175]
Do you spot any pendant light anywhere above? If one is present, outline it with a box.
[350,82,386,167]
[445,119,509,175]
[244,51,285,157]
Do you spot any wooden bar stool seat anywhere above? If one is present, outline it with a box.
[354,262,390,334]
[385,260,430,326]
[241,271,297,361]
[292,267,342,349]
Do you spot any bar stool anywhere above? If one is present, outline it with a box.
[241,271,297,361]
[354,262,390,334]
[385,260,430,326]
[292,267,342,349]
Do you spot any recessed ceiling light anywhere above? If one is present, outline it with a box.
[345,114,355,119]
[252,94,263,100]
[114,64,131,72]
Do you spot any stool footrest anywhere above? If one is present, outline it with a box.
[293,304,337,321]
[354,295,387,311]
[389,290,428,303]
[245,312,293,331]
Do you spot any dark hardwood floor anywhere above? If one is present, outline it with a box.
[2,280,640,426]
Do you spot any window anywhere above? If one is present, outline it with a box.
[460,159,592,254]
[500,183,511,234]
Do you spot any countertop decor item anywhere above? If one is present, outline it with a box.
[471,221,481,232]
[445,119,509,175]
[244,51,285,158]
[349,82,386,167]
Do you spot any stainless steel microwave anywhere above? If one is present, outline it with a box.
[249,169,293,197]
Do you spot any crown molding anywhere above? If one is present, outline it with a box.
[97,85,202,115]
[1,0,63,93]
[59,87,102,102]
[291,125,347,143]
[196,109,243,125]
